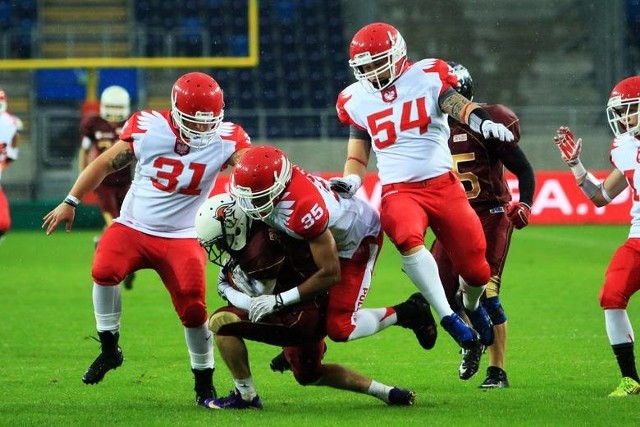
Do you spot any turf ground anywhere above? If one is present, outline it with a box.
[1,225,639,426]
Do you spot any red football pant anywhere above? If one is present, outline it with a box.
[92,222,208,327]
[380,171,490,287]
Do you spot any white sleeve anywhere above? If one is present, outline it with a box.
[217,269,251,311]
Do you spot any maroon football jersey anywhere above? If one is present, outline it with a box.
[448,103,521,211]
[228,220,318,294]
[80,114,131,187]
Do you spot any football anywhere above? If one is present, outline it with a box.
[236,221,286,281]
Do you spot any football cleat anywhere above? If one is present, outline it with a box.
[394,293,438,350]
[82,331,124,385]
[608,377,640,397]
[193,368,217,406]
[455,292,494,346]
[204,389,263,410]
[387,387,416,406]
[270,351,291,373]
[478,366,510,389]
[440,312,479,350]
[459,342,485,380]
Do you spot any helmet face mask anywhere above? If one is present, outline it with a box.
[447,62,474,100]
[606,76,640,138]
[194,194,250,266]
[230,146,293,220]
[171,72,224,149]
[349,22,407,93]
[100,85,130,122]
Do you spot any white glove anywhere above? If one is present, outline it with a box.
[248,294,284,322]
[328,174,362,199]
[231,265,272,297]
[480,120,514,142]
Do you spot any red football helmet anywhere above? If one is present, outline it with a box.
[171,72,224,148]
[348,22,408,93]
[0,88,7,113]
[230,145,293,219]
[606,76,640,138]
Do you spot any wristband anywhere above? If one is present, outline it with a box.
[64,194,81,208]
[569,161,587,181]
[278,287,301,306]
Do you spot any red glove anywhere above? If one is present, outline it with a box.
[507,202,531,229]
[553,126,582,166]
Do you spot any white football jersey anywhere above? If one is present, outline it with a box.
[0,111,19,183]
[337,58,457,185]
[610,134,640,238]
[115,110,251,238]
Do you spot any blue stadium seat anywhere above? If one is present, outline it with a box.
[0,1,12,30]
[229,34,248,55]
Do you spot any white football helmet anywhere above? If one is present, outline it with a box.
[194,193,251,266]
[606,76,640,138]
[100,85,130,122]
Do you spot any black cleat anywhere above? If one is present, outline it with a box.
[193,368,217,406]
[387,387,416,406]
[122,273,135,290]
[82,331,124,385]
[269,351,291,373]
[479,366,509,389]
[394,293,438,349]
[459,342,484,380]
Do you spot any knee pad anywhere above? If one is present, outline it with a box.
[91,264,121,286]
[180,300,208,328]
[293,369,323,386]
[208,311,242,333]
[326,321,352,342]
[599,288,628,310]
[483,296,507,325]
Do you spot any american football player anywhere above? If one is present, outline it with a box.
[0,87,22,243]
[194,193,416,409]
[230,144,437,353]
[42,72,252,407]
[431,62,535,387]
[332,22,515,351]
[554,75,640,397]
[79,85,135,289]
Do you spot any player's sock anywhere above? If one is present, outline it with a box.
[401,247,453,319]
[234,377,258,401]
[93,283,121,332]
[460,277,485,311]
[367,380,393,403]
[348,308,397,340]
[185,322,214,370]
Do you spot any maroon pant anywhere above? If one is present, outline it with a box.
[215,296,328,385]
[432,207,513,304]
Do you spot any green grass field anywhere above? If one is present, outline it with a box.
[1,226,639,426]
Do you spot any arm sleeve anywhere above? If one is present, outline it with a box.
[217,269,251,311]
[501,146,535,206]
[349,125,370,141]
